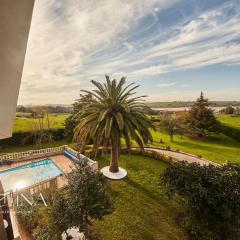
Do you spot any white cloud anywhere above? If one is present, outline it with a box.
[19,0,172,104]
[158,82,176,87]
[126,2,240,78]
[18,0,240,104]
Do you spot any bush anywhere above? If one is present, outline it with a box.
[161,162,240,240]
[15,191,60,239]
[51,160,112,237]
[16,202,39,233]
[33,225,59,240]
[65,114,76,140]
[121,148,176,164]
[0,128,65,148]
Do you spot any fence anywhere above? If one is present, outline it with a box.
[0,145,98,171]
[0,145,65,162]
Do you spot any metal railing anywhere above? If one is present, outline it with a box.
[0,145,66,162]
[0,145,98,172]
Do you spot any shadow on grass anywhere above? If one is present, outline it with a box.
[124,177,160,202]
[108,187,120,198]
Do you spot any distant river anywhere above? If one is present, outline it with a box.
[152,107,225,112]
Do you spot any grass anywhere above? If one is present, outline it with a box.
[150,130,240,164]
[4,113,240,164]
[93,154,187,240]
[146,113,240,164]
[2,130,240,164]
[217,114,240,129]
[13,114,69,132]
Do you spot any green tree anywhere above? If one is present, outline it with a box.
[187,92,220,137]
[175,114,188,139]
[224,105,235,114]
[65,94,92,140]
[158,113,188,141]
[161,162,240,240]
[51,160,112,237]
[158,113,178,142]
[74,76,154,173]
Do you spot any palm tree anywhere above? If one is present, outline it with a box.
[74,76,154,173]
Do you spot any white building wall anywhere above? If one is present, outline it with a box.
[0,0,34,139]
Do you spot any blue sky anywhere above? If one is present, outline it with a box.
[19,0,240,104]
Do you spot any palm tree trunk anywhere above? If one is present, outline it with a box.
[109,139,119,173]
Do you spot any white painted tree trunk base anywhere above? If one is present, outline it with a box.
[100,166,127,180]
[62,228,85,240]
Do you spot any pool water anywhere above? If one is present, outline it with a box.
[0,159,62,193]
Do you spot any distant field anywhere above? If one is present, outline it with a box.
[217,114,240,129]
[147,101,240,108]
[13,113,69,132]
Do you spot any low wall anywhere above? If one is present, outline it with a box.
[8,174,67,198]
[64,146,98,171]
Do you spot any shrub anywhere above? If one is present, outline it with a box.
[16,202,39,233]
[121,148,176,164]
[32,225,59,240]
[161,162,240,240]
[65,114,76,140]
[15,191,60,239]
[51,160,112,237]
[0,129,65,148]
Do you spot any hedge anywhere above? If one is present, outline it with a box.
[0,129,65,148]
[121,148,177,165]
[80,145,176,164]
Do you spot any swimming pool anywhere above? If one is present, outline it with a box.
[0,159,62,193]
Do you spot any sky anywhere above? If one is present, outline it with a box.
[19,0,240,105]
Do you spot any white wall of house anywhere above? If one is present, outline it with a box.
[0,0,35,139]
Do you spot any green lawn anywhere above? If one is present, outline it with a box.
[3,112,240,164]
[150,130,240,164]
[13,114,69,132]
[217,114,240,129]
[3,129,240,164]
[93,154,187,240]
